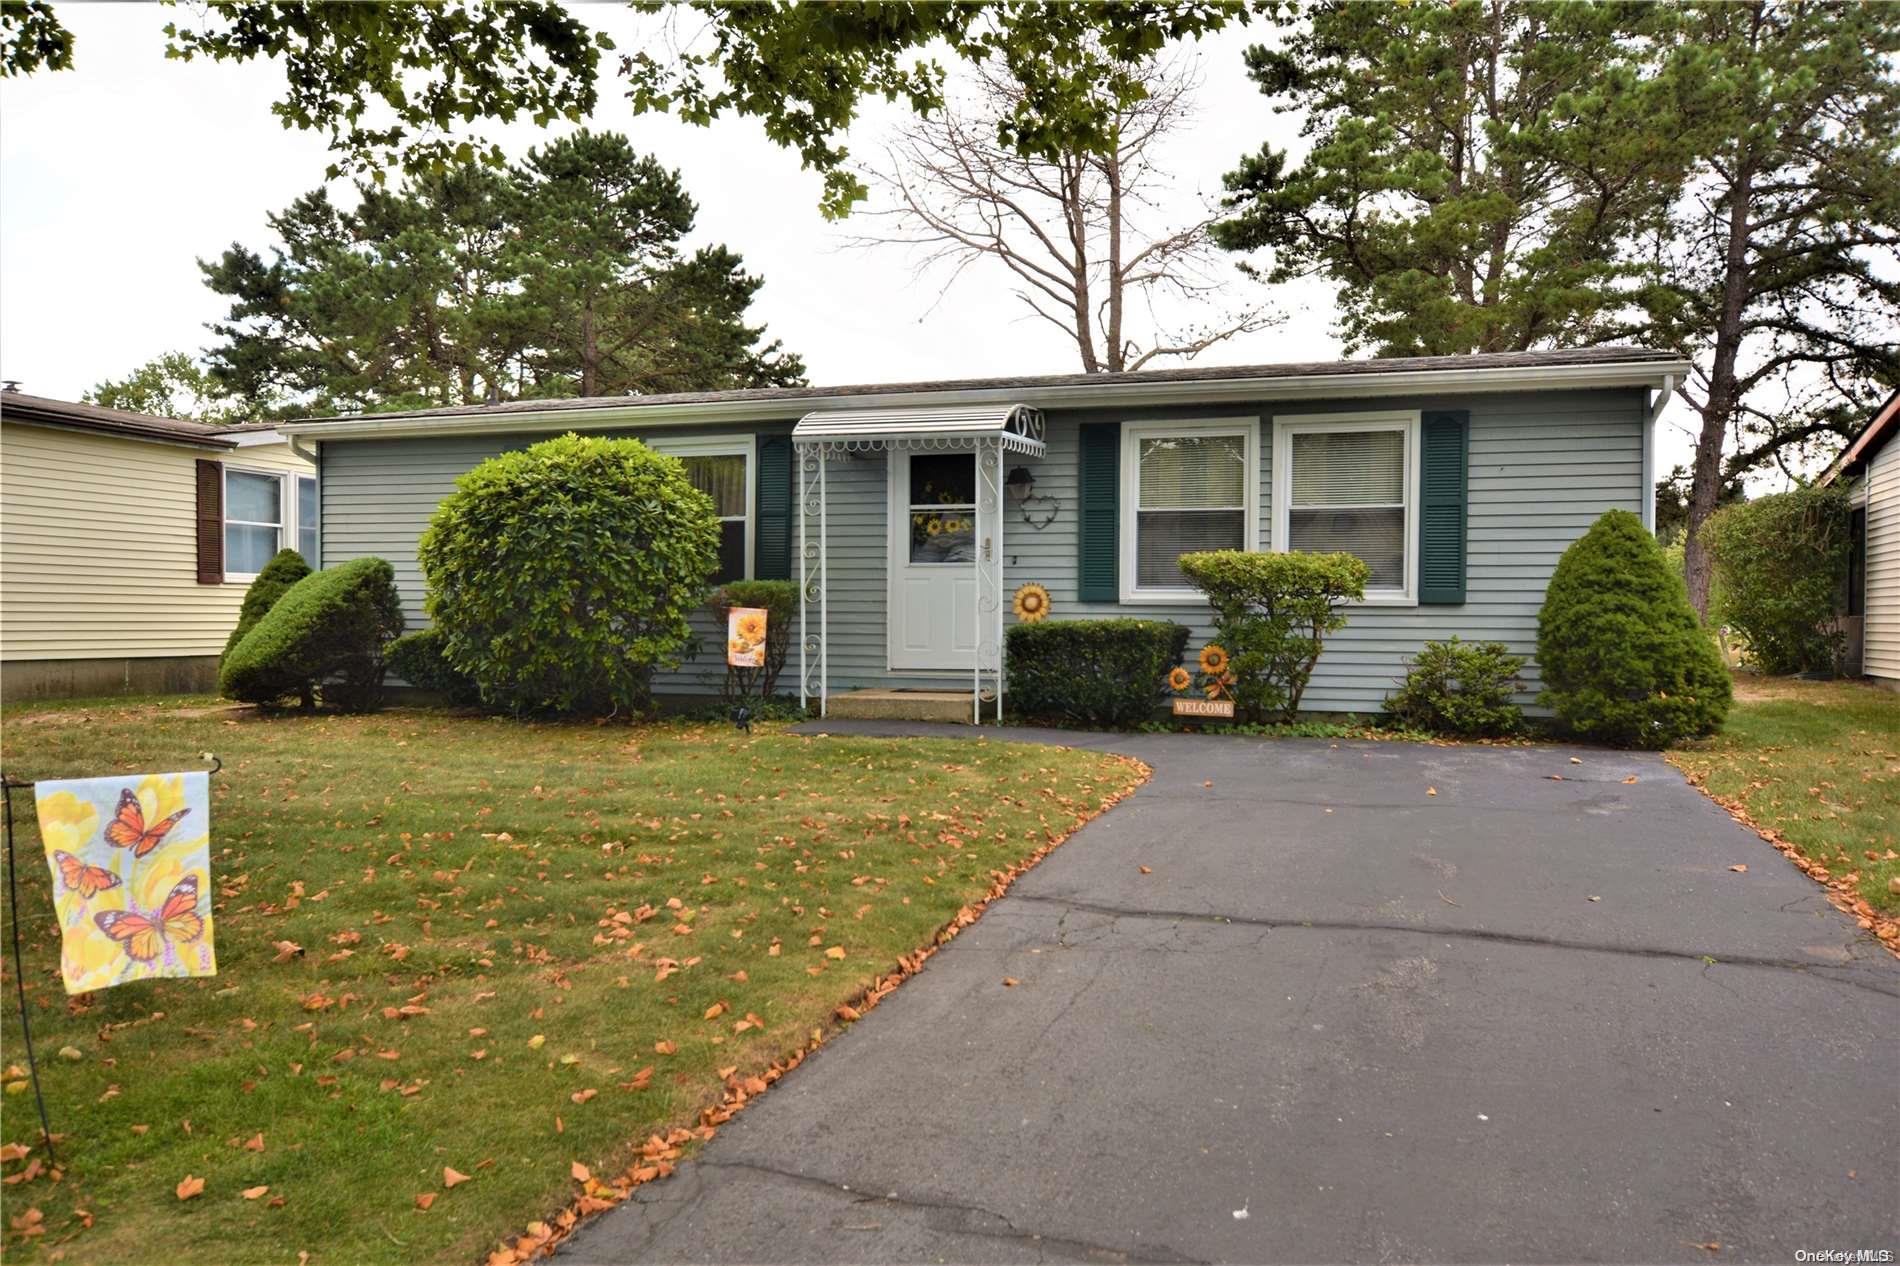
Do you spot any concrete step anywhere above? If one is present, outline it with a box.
[824,689,979,723]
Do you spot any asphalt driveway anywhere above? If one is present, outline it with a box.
[562,725,1900,1264]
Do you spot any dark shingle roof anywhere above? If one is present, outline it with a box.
[289,346,1681,425]
[0,392,274,448]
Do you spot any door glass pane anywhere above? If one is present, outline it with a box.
[226,471,281,523]
[226,523,280,574]
[1290,430,1403,505]
[678,454,746,518]
[1139,435,1245,509]
[1135,509,1245,587]
[909,454,975,507]
[1289,506,1405,587]
[910,510,975,564]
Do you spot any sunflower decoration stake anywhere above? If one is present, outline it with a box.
[1170,643,1237,719]
[1012,582,1051,623]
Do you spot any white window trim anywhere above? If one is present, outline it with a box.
[1119,416,1262,604]
[295,473,321,571]
[222,464,290,582]
[646,434,756,581]
[1271,409,1421,607]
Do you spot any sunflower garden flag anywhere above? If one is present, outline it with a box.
[35,772,215,994]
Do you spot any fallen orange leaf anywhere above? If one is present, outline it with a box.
[243,1132,265,1152]
[241,1185,269,1200]
[1138,866,1152,874]
[654,1040,676,1055]
[415,1192,436,1211]
[443,1167,471,1189]
[571,1161,591,1183]
[1729,864,1748,873]
[570,1088,597,1105]
[1002,977,1019,987]
[824,946,846,960]
[176,1175,205,1201]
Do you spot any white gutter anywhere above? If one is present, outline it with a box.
[1642,372,1674,533]
[278,359,1691,442]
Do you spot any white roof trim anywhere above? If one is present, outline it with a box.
[278,358,1692,442]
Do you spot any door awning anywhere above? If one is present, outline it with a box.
[793,403,1046,454]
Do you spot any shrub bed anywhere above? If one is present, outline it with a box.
[1386,637,1525,737]
[1537,509,1730,747]
[220,557,405,712]
[1178,550,1368,724]
[1006,618,1191,727]
[417,434,721,715]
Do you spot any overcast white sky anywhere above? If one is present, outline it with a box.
[0,4,1705,471]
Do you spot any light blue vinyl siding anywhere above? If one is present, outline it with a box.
[318,387,1644,713]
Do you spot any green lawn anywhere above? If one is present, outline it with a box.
[0,701,1143,1264]
[1669,676,1900,924]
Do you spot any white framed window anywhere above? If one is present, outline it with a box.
[296,475,319,567]
[1119,417,1260,602]
[1272,410,1420,604]
[223,467,286,577]
[647,435,754,585]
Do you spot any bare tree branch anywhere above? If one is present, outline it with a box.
[846,53,1279,372]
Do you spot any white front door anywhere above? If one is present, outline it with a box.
[888,450,979,671]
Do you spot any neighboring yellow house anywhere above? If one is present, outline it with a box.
[1,390,316,700]
[1823,387,1898,689]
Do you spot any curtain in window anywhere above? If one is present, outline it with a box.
[1136,434,1246,587]
[1287,430,1405,588]
[296,476,319,565]
[677,453,747,583]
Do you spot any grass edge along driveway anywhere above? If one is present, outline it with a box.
[0,704,1147,1265]
[1669,675,1900,937]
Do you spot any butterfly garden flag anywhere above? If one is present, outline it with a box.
[35,772,215,994]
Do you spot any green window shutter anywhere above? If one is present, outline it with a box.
[1418,410,1469,604]
[1077,422,1120,602]
[754,433,794,580]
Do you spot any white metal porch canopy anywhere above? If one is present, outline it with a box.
[792,403,1048,724]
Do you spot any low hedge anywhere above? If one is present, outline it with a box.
[220,557,405,712]
[711,579,798,706]
[386,627,481,705]
[1006,618,1191,727]
[1386,637,1525,737]
[221,549,312,665]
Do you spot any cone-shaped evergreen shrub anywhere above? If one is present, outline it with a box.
[221,557,405,712]
[1536,509,1730,747]
[220,549,312,665]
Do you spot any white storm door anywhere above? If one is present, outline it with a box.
[888,450,979,672]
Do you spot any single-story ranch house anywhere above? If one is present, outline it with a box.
[278,346,1687,718]
[1,390,315,699]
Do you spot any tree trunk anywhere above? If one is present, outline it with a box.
[1682,164,1755,617]
[1104,148,1125,373]
[580,297,598,397]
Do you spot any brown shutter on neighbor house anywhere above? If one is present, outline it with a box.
[195,459,224,584]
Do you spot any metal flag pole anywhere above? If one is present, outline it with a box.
[0,753,222,1166]
[1,773,58,1166]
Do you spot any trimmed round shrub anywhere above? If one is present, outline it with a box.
[220,557,405,712]
[386,628,481,705]
[417,433,721,715]
[1006,618,1191,727]
[1537,509,1730,748]
[1701,485,1853,675]
[221,549,312,665]
[1178,550,1369,723]
[1387,637,1525,737]
[711,579,798,706]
